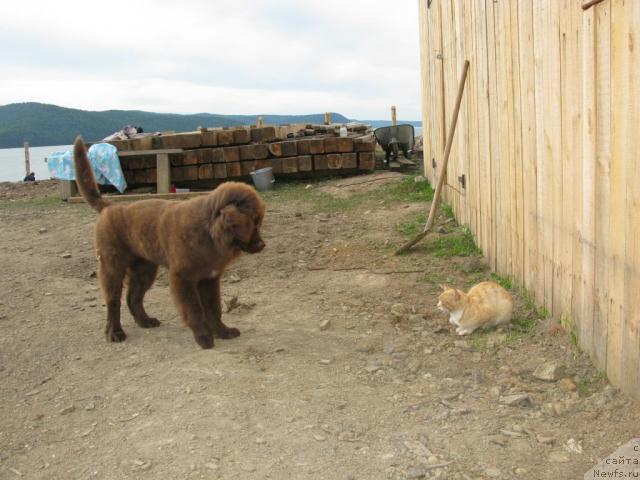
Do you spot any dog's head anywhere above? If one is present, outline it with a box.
[210,182,266,254]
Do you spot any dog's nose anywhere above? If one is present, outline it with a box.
[251,240,265,253]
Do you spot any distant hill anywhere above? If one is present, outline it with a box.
[0,103,351,148]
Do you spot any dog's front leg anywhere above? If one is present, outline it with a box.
[169,272,214,349]
[198,277,240,339]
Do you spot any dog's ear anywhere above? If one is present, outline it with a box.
[219,204,241,228]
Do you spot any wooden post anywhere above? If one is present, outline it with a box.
[60,180,78,200]
[257,116,264,128]
[391,106,397,126]
[24,142,31,177]
[156,153,171,194]
[394,60,470,255]
[325,112,331,125]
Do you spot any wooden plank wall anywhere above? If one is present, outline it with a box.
[417,0,640,399]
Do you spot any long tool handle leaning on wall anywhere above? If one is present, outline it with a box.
[394,59,470,255]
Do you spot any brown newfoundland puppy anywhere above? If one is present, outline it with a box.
[73,136,265,349]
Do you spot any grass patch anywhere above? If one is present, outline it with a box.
[441,202,455,220]
[396,213,426,237]
[0,195,65,212]
[490,273,513,290]
[264,175,435,215]
[425,226,481,258]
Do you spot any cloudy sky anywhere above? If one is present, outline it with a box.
[0,0,422,120]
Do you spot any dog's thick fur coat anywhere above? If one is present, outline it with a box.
[73,136,266,348]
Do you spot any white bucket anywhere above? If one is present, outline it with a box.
[250,167,275,191]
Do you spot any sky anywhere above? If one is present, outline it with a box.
[0,0,422,120]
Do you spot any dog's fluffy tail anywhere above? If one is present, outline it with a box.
[73,136,110,213]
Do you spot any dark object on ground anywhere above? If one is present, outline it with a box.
[23,172,36,182]
[374,125,415,166]
[73,136,266,349]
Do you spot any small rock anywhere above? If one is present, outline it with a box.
[423,348,434,355]
[499,393,532,408]
[406,466,426,479]
[404,440,432,457]
[514,467,528,475]
[59,405,76,415]
[533,362,566,382]
[407,359,422,374]
[227,273,241,283]
[437,227,447,234]
[414,175,427,183]
[38,228,48,234]
[453,340,469,350]
[564,438,583,454]
[549,451,571,463]
[205,462,219,471]
[536,435,556,445]
[319,359,331,365]
[319,319,331,331]
[355,338,376,353]
[390,303,407,320]
[484,467,501,478]
[365,363,381,373]
[61,253,72,259]
[459,256,488,273]
[313,434,326,441]
[486,333,507,348]
[559,378,577,391]
[255,437,266,445]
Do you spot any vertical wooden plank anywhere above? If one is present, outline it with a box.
[465,0,479,240]
[432,0,446,188]
[606,0,629,388]
[532,2,546,304]
[558,0,575,319]
[440,0,455,210]
[518,0,539,301]
[592,1,611,371]
[418,0,431,180]
[485,0,500,271]
[454,0,468,227]
[453,0,470,226]
[623,0,640,396]
[579,6,597,364]
[548,0,563,317]
[570,0,585,352]
[156,153,171,194]
[509,0,524,288]
[492,0,509,277]
[473,2,495,267]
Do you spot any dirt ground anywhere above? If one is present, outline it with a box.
[1,173,638,480]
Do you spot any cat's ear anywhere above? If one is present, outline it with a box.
[454,289,465,299]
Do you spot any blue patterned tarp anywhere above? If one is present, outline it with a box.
[47,143,127,193]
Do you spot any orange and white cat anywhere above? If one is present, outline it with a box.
[437,281,513,335]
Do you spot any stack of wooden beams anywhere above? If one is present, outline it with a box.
[105,123,376,187]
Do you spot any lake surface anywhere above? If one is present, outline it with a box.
[0,145,72,182]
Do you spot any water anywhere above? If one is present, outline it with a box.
[0,144,72,182]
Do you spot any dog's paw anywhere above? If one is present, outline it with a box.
[107,328,127,342]
[217,327,241,339]
[136,317,161,328]
[194,332,214,349]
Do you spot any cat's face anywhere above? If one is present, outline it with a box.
[437,285,463,312]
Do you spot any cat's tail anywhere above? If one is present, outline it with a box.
[73,136,110,213]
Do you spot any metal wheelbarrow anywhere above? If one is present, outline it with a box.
[373,124,415,168]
